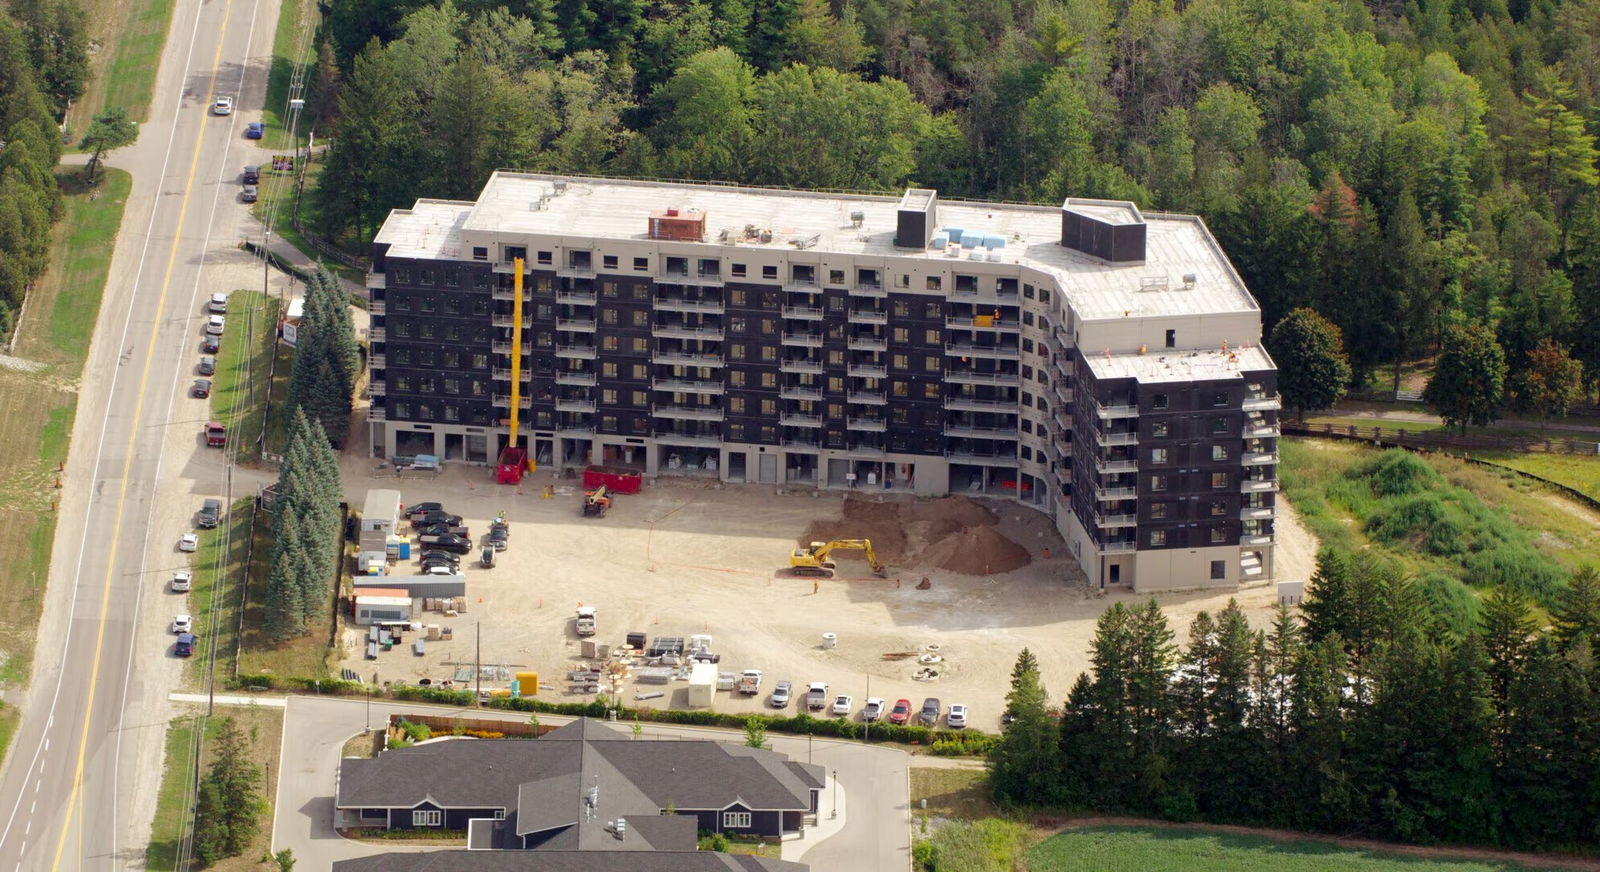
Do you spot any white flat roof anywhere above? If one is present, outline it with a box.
[1085,345,1274,384]
[376,173,1259,320]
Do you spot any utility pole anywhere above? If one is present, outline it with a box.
[475,621,482,705]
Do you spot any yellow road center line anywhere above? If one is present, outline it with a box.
[49,0,237,863]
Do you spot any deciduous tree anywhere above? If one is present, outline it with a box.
[1423,321,1507,434]
[1512,338,1584,427]
[79,107,137,184]
[1268,307,1352,421]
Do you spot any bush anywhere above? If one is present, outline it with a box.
[1360,450,1443,497]
[915,819,1030,871]
[1415,572,1480,638]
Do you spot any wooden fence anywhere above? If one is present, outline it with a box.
[1284,422,1600,455]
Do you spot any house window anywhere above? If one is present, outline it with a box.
[493,809,506,820]
[1152,422,1168,437]
[723,811,753,829]
[536,250,553,265]
[472,246,488,260]
[1150,503,1167,519]
[633,257,649,271]
[1211,445,1228,461]
[1212,472,1229,489]
[1210,559,1227,578]
[1210,528,1228,544]
[1212,392,1228,407]
[1150,448,1167,464]
[413,809,442,827]
[1152,394,1169,410]
[1150,475,1167,492]
[762,265,778,280]
[1211,500,1226,516]
[603,255,618,269]
[1150,530,1166,546]
[731,263,747,277]
[829,269,845,285]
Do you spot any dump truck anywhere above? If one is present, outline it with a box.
[583,485,611,517]
[575,606,597,636]
[805,681,829,710]
[788,539,887,578]
[737,669,763,695]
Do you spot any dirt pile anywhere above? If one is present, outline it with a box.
[799,495,1031,575]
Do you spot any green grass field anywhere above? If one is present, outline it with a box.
[207,291,280,463]
[237,506,332,680]
[1028,827,1550,871]
[65,0,176,139]
[260,0,316,150]
[146,707,284,872]
[181,498,253,685]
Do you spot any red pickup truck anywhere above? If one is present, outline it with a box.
[205,422,226,447]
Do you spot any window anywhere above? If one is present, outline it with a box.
[1150,503,1167,519]
[633,257,649,271]
[729,397,745,414]
[602,362,618,377]
[1150,475,1168,492]
[894,274,910,288]
[633,310,649,327]
[926,276,942,290]
[1211,445,1228,461]
[761,346,778,362]
[601,389,618,404]
[1152,422,1169,437]
[1040,288,1051,304]
[924,383,941,399]
[731,263,747,277]
[603,255,618,269]
[419,296,436,312]
[631,363,647,379]
[632,391,648,406]
[925,329,940,345]
[493,809,506,820]
[443,406,459,422]
[1024,312,1034,326]
[601,415,617,431]
[602,335,620,351]
[1212,391,1228,407]
[1211,472,1229,489]
[536,250,552,265]
[1165,329,1176,348]
[1211,500,1226,516]
[472,246,488,260]
[602,308,619,325]
[1212,418,1229,435]
[729,370,746,387]
[925,302,941,319]
[393,296,411,312]
[760,372,776,388]
[829,269,845,285]
[1210,559,1227,578]
[1024,284,1035,299]
[1152,394,1169,409]
[1150,448,1168,463]
[601,281,619,299]
[632,337,648,352]
[1150,530,1166,546]
[413,810,442,827]
[924,356,941,373]
[893,300,910,317]
[762,265,778,280]
[760,398,776,415]
[1210,528,1228,544]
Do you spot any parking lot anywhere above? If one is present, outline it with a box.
[338,464,1316,730]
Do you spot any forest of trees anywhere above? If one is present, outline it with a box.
[991,555,1600,850]
[0,0,89,341]
[314,0,1600,398]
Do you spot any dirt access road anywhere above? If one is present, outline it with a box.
[341,466,1318,730]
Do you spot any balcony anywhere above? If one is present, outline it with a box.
[781,358,824,375]
[1096,513,1137,528]
[783,438,821,449]
[1245,422,1280,439]
[368,299,386,316]
[847,417,887,432]
[367,380,386,396]
[1240,505,1276,521]
[1096,430,1138,447]
[1052,355,1071,379]
[847,336,887,352]
[1100,540,1137,554]
[847,363,887,378]
[1241,451,1278,466]
[492,395,533,410]
[945,342,1020,359]
[1054,465,1071,485]
[652,324,725,341]
[1243,394,1282,412]
[491,341,532,355]
[1095,485,1138,501]
[1094,457,1138,475]
[490,368,531,381]
[556,290,596,305]
[949,286,1021,305]
[556,318,597,332]
[556,398,597,413]
[655,297,725,315]
[369,327,385,343]
[1244,534,1275,547]
[945,316,1020,331]
[782,278,821,293]
[491,287,528,302]
[1053,382,1073,405]
[944,397,1014,413]
[782,332,824,348]
[848,283,886,298]
[492,314,533,329]
[653,378,724,395]
[780,413,823,428]
[367,272,386,291]
[944,450,1018,465]
[945,370,1020,386]
[369,354,386,370]
[492,260,529,274]
[556,370,597,386]
[1096,402,1138,420]
[653,351,725,368]
[556,345,597,359]
[656,431,723,447]
[945,424,1017,439]
[780,305,823,320]
[557,263,595,278]
[654,405,725,421]
[848,443,888,456]
[780,385,823,401]
[558,424,596,436]
[848,391,886,405]
[1241,478,1278,493]
[848,309,887,325]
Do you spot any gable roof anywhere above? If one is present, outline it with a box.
[332,850,807,872]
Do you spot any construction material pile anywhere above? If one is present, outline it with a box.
[800,495,1033,575]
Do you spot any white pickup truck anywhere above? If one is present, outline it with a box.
[575,606,596,636]
[805,681,829,711]
[736,669,763,695]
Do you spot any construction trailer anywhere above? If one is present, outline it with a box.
[354,594,412,626]
[686,661,717,708]
[361,489,402,536]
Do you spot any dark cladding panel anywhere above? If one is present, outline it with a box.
[895,188,939,248]
[1060,200,1147,264]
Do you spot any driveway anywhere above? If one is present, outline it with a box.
[270,695,911,870]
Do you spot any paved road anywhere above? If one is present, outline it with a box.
[270,696,911,870]
[0,0,281,865]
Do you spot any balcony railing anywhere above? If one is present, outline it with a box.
[1245,422,1280,439]
[367,406,386,420]
[369,327,385,343]
[656,431,723,447]
[944,450,1018,464]
[1241,478,1278,493]
[491,341,532,355]
[653,378,724,395]
[555,318,597,332]
[847,363,887,378]
[848,391,886,405]
[1243,394,1282,411]
[1100,540,1137,554]
[653,351,725,368]
[781,358,824,375]
[654,405,725,421]
[945,424,1017,439]
[847,336,887,352]
[783,438,821,449]
[945,342,1020,359]
[556,290,596,305]
[780,386,823,401]
[946,370,1020,386]
[557,263,595,278]
[655,297,725,314]
[491,287,528,302]
[1096,402,1138,419]
[1240,505,1276,521]
[1096,430,1138,447]
[848,309,887,325]
[652,324,725,340]
[368,300,386,315]
[848,283,886,298]
[492,314,533,328]
[847,417,887,432]
[555,398,597,413]
[944,397,1013,412]
[556,371,597,386]
[1094,485,1138,501]
[945,317,1020,330]
[780,413,823,428]
[369,354,386,369]
[367,380,386,396]
[556,345,597,359]
[780,306,823,320]
[492,395,534,409]
[782,332,824,347]
[367,272,386,291]
[1095,458,1139,474]
[1241,451,1278,466]
[1096,514,1137,528]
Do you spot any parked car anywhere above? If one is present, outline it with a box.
[241,184,257,203]
[170,571,192,592]
[242,164,260,183]
[244,121,264,139]
[888,698,912,725]
[424,564,456,576]
[417,522,469,538]
[769,680,792,708]
[410,510,462,529]
[485,527,509,551]
[862,697,885,722]
[174,633,196,657]
[205,315,225,335]
[212,95,233,115]
[404,502,445,519]
[204,421,226,447]
[171,614,193,634]
[201,335,220,353]
[425,534,473,554]
[208,292,227,313]
[419,549,459,565]
[918,697,942,727]
[197,498,221,529]
[178,533,199,552]
[946,703,968,729]
[831,695,854,717]
[191,379,211,398]
[488,520,510,539]
[197,354,216,375]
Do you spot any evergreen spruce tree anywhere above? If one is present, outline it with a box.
[1081,601,1138,809]
[212,717,264,855]
[1256,604,1303,821]
[1301,547,1354,646]
[1479,583,1537,757]
[1552,565,1600,652]
[1126,600,1177,811]
[988,650,1060,805]
[263,514,308,641]
[190,776,229,865]
[1288,632,1354,831]
[1496,635,1582,847]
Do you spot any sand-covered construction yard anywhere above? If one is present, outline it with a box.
[339,466,1318,730]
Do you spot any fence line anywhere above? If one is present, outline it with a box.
[1284,422,1600,455]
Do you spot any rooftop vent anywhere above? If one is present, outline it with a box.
[896,188,939,248]
[1061,199,1146,264]
[649,208,706,242]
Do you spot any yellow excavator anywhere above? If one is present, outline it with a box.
[788,539,887,578]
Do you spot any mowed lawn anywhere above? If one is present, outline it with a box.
[206,290,281,463]
[1030,827,1553,872]
[64,0,175,139]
